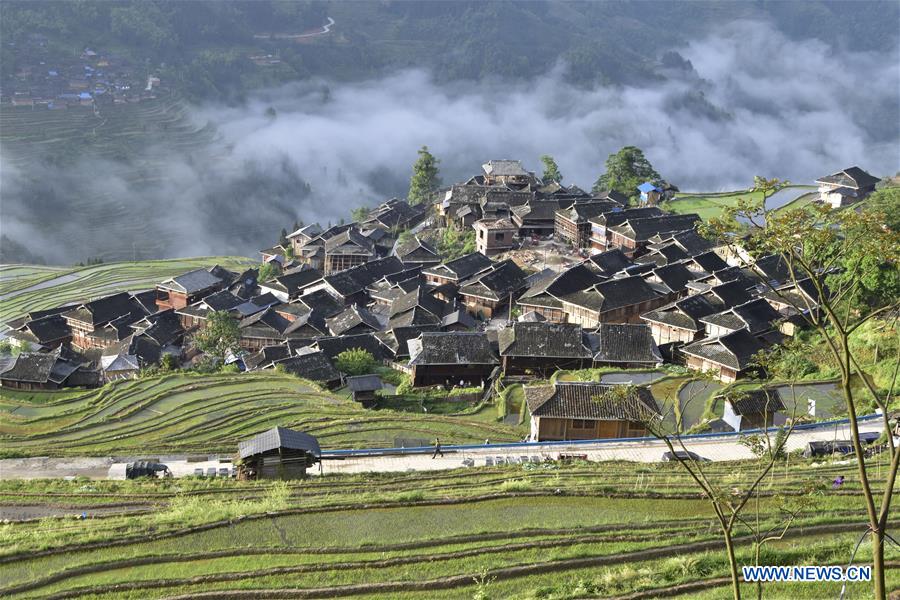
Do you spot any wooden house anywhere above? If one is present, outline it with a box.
[641,294,720,346]
[275,350,343,388]
[498,322,592,376]
[393,235,441,268]
[681,329,766,383]
[0,348,94,390]
[481,160,534,186]
[63,292,148,350]
[588,207,663,252]
[323,228,375,274]
[699,298,782,338]
[525,381,659,441]
[458,259,528,319]
[607,214,700,257]
[346,374,383,408]
[422,252,494,288]
[258,268,323,302]
[286,223,324,256]
[516,264,603,323]
[407,332,498,387]
[554,201,620,248]
[560,276,666,327]
[156,268,227,311]
[237,427,320,480]
[585,323,663,368]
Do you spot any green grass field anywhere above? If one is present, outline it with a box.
[0,457,896,599]
[662,186,817,221]
[0,372,526,457]
[0,257,254,324]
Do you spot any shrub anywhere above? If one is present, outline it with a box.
[335,348,377,376]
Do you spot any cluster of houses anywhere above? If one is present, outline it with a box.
[5,158,866,444]
[2,39,159,109]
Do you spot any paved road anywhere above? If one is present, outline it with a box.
[0,419,888,480]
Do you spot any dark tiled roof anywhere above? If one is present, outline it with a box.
[612,214,700,242]
[390,287,446,320]
[139,310,184,346]
[64,292,146,327]
[520,264,601,301]
[685,251,728,273]
[589,206,663,228]
[389,306,442,328]
[199,290,244,311]
[636,244,689,266]
[681,329,765,370]
[160,268,223,294]
[587,323,662,364]
[815,166,879,190]
[326,305,381,336]
[324,257,405,296]
[394,236,439,261]
[441,309,477,330]
[244,345,291,370]
[561,276,660,313]
[702,298,781,334]
[483,159,528,176]
[422,252,494,281]
[324,228,375,255]
[408,332,498,365]
[268,269,324,296]
[498,322,590,359]
[0,349,81,384]
[238,426,321,459]
[384,325,441,358]
[587,249,634,276]
[649,263,695,294]
[313,333,394,361]
[556,201,620,223]
[526,382,660,420]
[347,374,383,392]
[641,294,719,330]
[459,259,527,301]
[648,230,713,256]
[19,314,71,344]
[705,280,754,309]
[720,388,785,416]
[295,290,345,317]
[752,255,793,285]
[276,351,341,385]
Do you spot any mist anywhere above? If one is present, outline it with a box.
[1,20,897,265]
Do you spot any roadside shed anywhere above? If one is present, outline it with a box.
[237,426,321,480]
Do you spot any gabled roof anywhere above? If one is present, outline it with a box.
[752,255,793,285]
[276,351,342,385]
[408,332,498,365]
[312,333,395,361]
[265,268,324,296]
[705,280,754,310]
[347,374,383,392]
[520,264,602,303]
[0,349,82,384]
[159,268,223,294]
[326,305,381,336]
[561,276,660,314]
[323,256,405,297]
[199,290,245,312]
[586,323,662,364]
[17,314,71,344]
[422,252,494,281]
[815,166,879,190]
[441,308,478,330]
[721,388,785,416]
[287,223,324,240]
[390,287,446,320]
[681,329,765,370]
[382,325,441,358]
[238,426,321,459]
[295,290,345,318]
[483,159,528,177]
[100,353,140,372]
[701,298,781,335]
[394,235,439,261]
[636,244,689,266]
[641,294,719,331]
[611,214,700,243]
[244,344,292,370]
[525,381,659,421]
[649,263,695,294]
[324,228,375,255]
[685,251,728,273]
[589,206,663,228]
[648,230,714,256]
[459,259,527,301]
[587,248,634,276]
[498,322,591,359]
[63,291,147,327]
[138,310,184,346]
[555,201,620,224]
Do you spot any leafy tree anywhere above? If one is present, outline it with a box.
[278,228,289,246]
[708,186,900,599]
[408,146,441,205]
[437,227,475,260]
[335,348,376,376]
[258,262,279,282]
[865,186,900,232]
[351,206,370,222]
[592,146,661,203]
[159,353,180,371]
[193,311,240,360]
[540,155,562,183]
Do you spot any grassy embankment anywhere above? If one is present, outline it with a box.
[662,186,817,221]
[0,457,896,599]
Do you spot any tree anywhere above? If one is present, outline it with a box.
[159,353,180,371]
[335,348,376,376]
[193,311,240,360]
[258,262,279,282]
[540,155,562,183]
[592,146,661,203]
[865,186,900,233]
[408,146,441,205]
[278,228,289,246]
[437,227,475,260]
[708,183,900,599]
[351,206,370,223]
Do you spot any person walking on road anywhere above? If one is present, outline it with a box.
[432,438,444,459]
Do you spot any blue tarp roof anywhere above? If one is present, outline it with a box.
[638,182,661,193]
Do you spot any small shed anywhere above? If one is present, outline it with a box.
[346,374,383,408]
[237,426,321,480]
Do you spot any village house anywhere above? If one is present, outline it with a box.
[236,427,320,480]
[815,166,879,208]
[681,328,766,383]
[238,308,321,351]
[422,252,494,287]
[63,291,149,350]
[498,321,592,376]
[407,331,498,387]
[323,228,376,274]
[325,305,382,336]
[389,287,447,329]
[275,350,343,388]
[393,235,441,268]
[516,264,602,323]
[7,313,72,350]
[560,276,666,327]
[525,381,660,441]
[586,248,635,277]
[308,333,396,363]
[585,323,663,368]
[637,182,663,204]
[100,353,141,381]
[243,345,292,371]
[0,348,96,390]
[258,268,324,302]
[588,206,664,252]
[607,214,701,257]
[644,263,696,298]
[699,297,782,338]
[175,289,245,330]
[346,374,383,408]
[474,218,518,256]
[458,259,528,319]
[717,388,787,431]
[641,294,720,346]
[156,268,228,311]
[481,159,536,187]
[511,200,568,237]
[554,201,621,248]
[307,256,406,305]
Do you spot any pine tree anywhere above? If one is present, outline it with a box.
[540,155,563,183]
[592,146,661,203]
[408,146,441,205]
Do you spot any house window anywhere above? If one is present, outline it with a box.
[571,419,594,430]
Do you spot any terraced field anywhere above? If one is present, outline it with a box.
[0,373,526,457]
[662,186,817,221]
[0,459,896,599]
[0,257,254,324]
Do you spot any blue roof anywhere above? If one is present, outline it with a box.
[78,92,91,99]
[638,182,661,193]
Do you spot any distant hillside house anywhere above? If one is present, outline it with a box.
[525,381,659,441]
[474,218,518,256]
[816,166,879,208]
[481,159,534,186]
[637,182,662,204]
[393,235,441,268]
[323,228,376,274]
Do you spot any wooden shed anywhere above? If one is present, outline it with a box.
[236,427,321,480]
[346,374,383,408]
